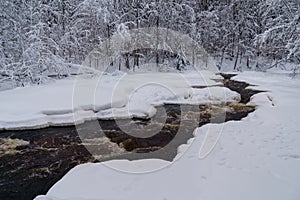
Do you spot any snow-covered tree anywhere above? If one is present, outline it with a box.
[1,0,299,85]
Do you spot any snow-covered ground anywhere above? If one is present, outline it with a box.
[0,71,240,130]
[34,71,300,200]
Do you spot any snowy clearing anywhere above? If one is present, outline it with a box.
[34,71,300,200]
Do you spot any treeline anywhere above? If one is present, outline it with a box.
[0,0,299,85]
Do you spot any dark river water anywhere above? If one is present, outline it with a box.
[0,74,263,200]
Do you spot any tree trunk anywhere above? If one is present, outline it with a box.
[155,0,160,68]
[135,1,140,69]
[234,48,239,70]
[220,47,225,69]
[246,56,250,69]
[125,53,130,69]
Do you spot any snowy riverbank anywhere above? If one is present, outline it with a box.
[0,71,241,130]
[34,71,300,200]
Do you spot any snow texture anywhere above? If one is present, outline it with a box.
[0,71,236,130]
[35,71,300,200]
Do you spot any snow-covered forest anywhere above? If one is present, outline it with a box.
[1,1,300,200]
[0,0,299,86]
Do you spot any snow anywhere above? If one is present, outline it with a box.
[0,71,236,130]
[217,57,299,73]
[35,71,300,200]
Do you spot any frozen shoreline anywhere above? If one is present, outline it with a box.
[0,71,240,130]
[35,71,300,200]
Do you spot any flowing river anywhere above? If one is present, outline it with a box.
[0,74,264,200]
